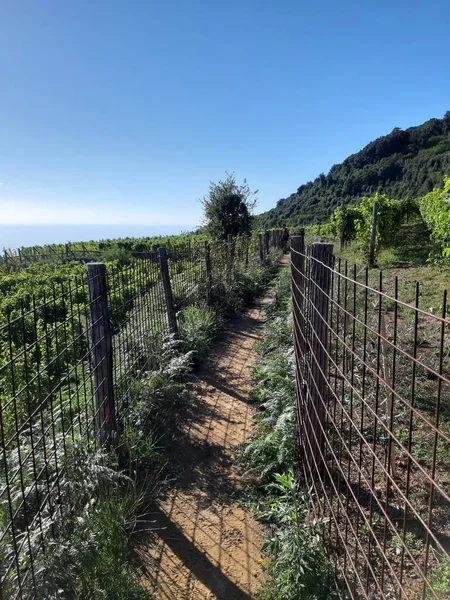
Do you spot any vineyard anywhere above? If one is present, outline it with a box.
[0,233,208,269]
[306,176,450,266]
[0,230,283,599]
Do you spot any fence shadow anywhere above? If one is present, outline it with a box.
[135,506,253,600]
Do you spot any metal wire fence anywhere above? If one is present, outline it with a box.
[291,233,450,600]
[0,231,282,599]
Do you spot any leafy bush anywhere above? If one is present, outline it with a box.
[120,336,194,468]
[35,488,150,600]
[259,473,335,600]
[201,172,258,239]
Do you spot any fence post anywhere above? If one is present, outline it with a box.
[291,231,306,352]
[308,242,333,471]
[259,233,264,263]
[87,263,116,446]
[158,247,178,337]
[369,200,378,267]
[204,240,212,304]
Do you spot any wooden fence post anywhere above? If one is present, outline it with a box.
[369,201,378,267]
[259,233,264,263]
[87,263,117,446]
[290,234,305,453]
[291,231,306,352]
[308,242,333,471]
[158,247,178,337]
[204,240,212,303]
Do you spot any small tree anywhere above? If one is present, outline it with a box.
[201,173,258,239]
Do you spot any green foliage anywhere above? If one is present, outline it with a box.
[427,555,450,599]
[242,294,295,481]
[101,246,133,265]
[4,231,207,269]
[240,268,335,599]
[122,336,194,454]
[257,112,450,227]
[259,473,335,600]
[36,491,149,600]
[352,193,408,261]
[328,204,357,243]
[202,172,258,239]
[418,176,450,258]
[242,268,294,482]
[1,438,149,600]
[0,335,195,599]
[324,193,410,263]
[265,268,292,318]
[179,304,224,362]
[210,250,280,315]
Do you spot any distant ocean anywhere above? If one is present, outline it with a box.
[0,225,189,250]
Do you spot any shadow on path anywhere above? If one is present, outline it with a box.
[139,506,253,600]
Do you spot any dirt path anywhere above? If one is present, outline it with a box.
[138,302,268,599]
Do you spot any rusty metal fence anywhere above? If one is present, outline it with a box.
[0,232,282,599]
[290,233,450,600]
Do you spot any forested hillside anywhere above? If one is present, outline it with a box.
[258,112,450,227]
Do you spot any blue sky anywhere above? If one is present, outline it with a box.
[0,0,449,230]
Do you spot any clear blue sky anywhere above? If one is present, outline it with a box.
[1,0,449,231]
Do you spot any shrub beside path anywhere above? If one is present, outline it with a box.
[137,297,272,599]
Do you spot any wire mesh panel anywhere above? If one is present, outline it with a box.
[291,237,450,600]
[108,257,169,428]
[168,242,208,308]
[209,239,232,297]
[0,274,96,598]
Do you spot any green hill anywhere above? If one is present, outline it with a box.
[257,112,450,227]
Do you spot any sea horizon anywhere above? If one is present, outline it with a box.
[0,224,193,250]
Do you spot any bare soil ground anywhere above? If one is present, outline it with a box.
[137,302,268,599]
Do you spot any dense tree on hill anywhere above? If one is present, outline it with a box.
[201,173,258,239]
[257,112,450,227]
